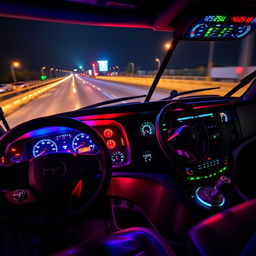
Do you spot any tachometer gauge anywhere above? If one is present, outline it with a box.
[140,122,155,136]
[111,151,124,164]
[72,133,95,153]
[33,139,58,157]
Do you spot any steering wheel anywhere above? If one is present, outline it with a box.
[156,102,209,165]
[0,116,111,229]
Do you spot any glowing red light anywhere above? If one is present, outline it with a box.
[236,66,244,74]
[72,180,83,199]
[1,157,5,164]
[245,17,254,23]
[103,128,113,138]
[106,140,116,149]
[232,16,247,23]
[11,148,17,153]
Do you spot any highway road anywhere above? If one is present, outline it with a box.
[6,75,170,128]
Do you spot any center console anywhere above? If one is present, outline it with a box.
[180,109,237,182]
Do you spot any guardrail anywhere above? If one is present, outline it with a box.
[0,78,63,101]
[109,75,238,82]
[0,76,71,116]
[115,75,209,80]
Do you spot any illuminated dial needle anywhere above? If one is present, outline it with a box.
[37,148,48,157]
[76,141,86,149]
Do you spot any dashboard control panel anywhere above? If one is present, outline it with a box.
[178,110,235,181]
[85,120,131,167]
[186,15,256,39]
[3,120,131,168]
[186,157,229,181]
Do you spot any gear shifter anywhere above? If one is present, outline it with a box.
[195,176,231,208]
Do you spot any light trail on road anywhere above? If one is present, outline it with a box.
[6,74,170,128]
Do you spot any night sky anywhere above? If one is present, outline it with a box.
[0,16,255,76]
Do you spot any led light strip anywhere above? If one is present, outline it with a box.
[177,113,213,122]
[187,165,228,181]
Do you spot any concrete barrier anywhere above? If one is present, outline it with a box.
[0,78,63,101]
[96,76,246,97]
[0,76,71,116]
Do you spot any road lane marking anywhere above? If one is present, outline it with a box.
[78,76,120,100]
[72,76,77,94]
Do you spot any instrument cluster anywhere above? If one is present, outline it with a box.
[3,120,131,168]
[186,15,256,39]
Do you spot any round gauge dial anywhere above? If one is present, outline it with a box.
[72,133,95,153]
[189,23,208,38]
[33,139,58,157]
[140,122,155,136]
[111,151,125,164]
[219,112,229,123]
[235,24,252,38]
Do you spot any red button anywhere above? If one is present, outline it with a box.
[103,129,113,138]
[106,140,116,149]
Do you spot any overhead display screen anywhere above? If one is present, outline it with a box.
[186,15,256,39]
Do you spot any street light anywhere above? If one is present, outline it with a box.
[13,61,20,68]
[55,69,59,77]
[115,66,120,75]
[112,66,116,76]
[59,69,62,77]
[10,61,21,83]
[41,66,46,76]
[164,42,171,50]
[155,58,161,70]
[130,62,135,75]
[50,68,54,78]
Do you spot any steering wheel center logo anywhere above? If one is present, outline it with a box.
[42,160,66,179]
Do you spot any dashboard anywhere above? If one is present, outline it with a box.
[2,95,256,215]
[1,97,245,189]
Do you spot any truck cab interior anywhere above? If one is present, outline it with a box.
[0,0,256,255]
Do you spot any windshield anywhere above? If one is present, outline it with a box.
[0,17,255,128]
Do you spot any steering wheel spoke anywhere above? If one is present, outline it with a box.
[0,161,29,190]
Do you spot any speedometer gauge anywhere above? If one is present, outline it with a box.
[140,122,155,136]
[72,133,95,153]
[33,139,58,157]
[111,151,124,164]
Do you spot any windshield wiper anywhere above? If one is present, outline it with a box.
[80,94,146,110]
[161,87,220,100]
[225,70,256,97]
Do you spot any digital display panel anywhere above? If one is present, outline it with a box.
[186,15,256,39]
[177,113,213,122]
[97,60,108,72]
